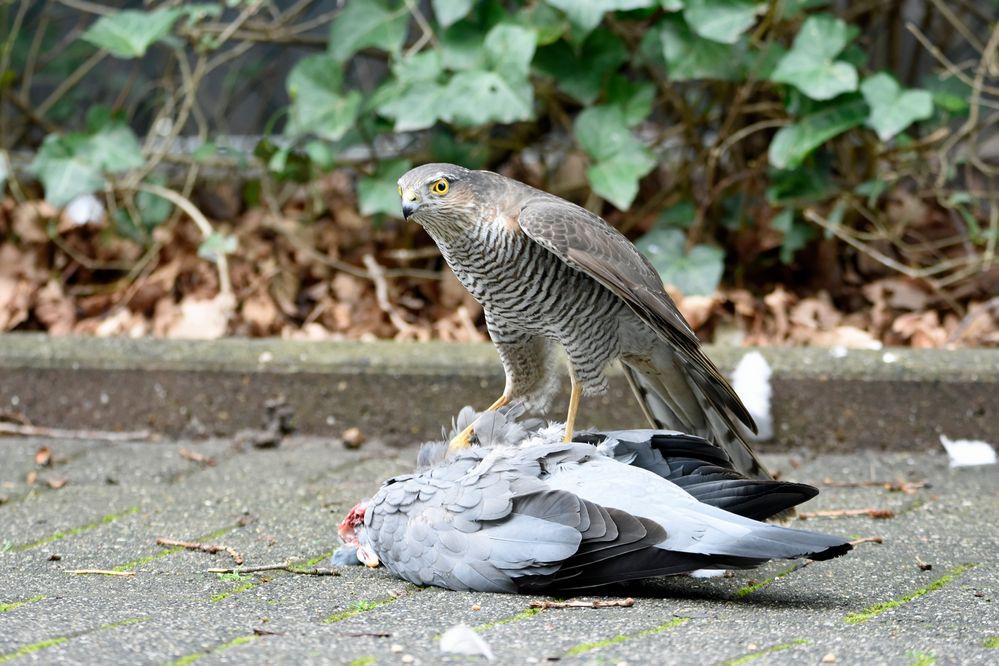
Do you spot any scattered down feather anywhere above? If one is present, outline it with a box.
[343,408,851,593]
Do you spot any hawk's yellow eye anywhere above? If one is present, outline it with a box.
[431,178,449,195]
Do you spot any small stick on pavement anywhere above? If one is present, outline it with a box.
[178,448,216,466]
[67,569,135,576]
[156,538,244,565]
[0,423,152,441]
[797,508,895,520]
[206,561,340,576]
[849,536,884,546]
[529,597,635,610]
[822,479,928,494]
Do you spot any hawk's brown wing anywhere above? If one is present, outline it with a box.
[516,198,756,434]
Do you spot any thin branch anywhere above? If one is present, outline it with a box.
[0,423,151,441]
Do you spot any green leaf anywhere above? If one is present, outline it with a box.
[605,76,656,126]
[545,0,656,37]
[766,162,834,204]
[636,227,724,295]
[81,8,182,58]
[533,28,629,104]
[922,73,970,114]
[328,1,408,61]
[769,14,858,100]
[860,72,934,141]
[661,0,685,10]
[575,106,656,209]
[374,50,447,131]
[516,2,569,45]
[656,200,696,228]
[770,208,814,263]
[659,15,742,81]
[432,0,473,28]
[286,54,361,140]
[358,159,413,218]
[28,114,143,207]
[768,97,867,169]
[484,23,536,80]
[683,0,763,45]
[28,135,105,207]
[443,71,534,126]
[197,232,238,264]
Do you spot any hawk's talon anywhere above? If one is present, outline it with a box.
[448,424,475,452]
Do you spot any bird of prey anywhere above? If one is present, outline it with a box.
[397,163,768,479]
[337,408,850,593]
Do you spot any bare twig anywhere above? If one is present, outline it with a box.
[0,423,151,442]
[822,479,929,494]
[206,562,340,576]
[67,569,136,576]
[156,538,244,565]
[849,536,884,546]
[528,598,635,610]
[797,508,896,520]
[363,253,430,341]
[178,448,217,466]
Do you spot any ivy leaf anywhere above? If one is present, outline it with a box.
[431,0,473,28]
[860,72,933,141]
[533,28,628,104]
[28,135,105,207]
[328,1,408,62]
[683,0,763,45]
[922,73,970,114]
[358,159,413,217]
[545,0,656,37]
[81,8,183,59]
[605,76,656,126]
[575,106,656,210]
[768,97,867,169]
[636,227,724,296]
[197,232,238,264]
[770,208,814,264]
[443,71,534,126]
[441,24,537,127]
[0,152,9,193]
[375,51,448,131]
[661,0,685,10]
[286,54,361,140]
[769,14,858,100]
[28,113,143,207]
[659,15,742,81]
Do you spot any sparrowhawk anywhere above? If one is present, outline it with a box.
[397,163,770,480]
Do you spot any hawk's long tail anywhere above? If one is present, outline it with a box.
[622,347,774,482]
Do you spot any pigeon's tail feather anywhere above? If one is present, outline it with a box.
[622,349,774,482]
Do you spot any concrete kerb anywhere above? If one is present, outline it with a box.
[1,333,997,450]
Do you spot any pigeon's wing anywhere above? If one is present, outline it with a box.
[578,430,818,521]
[517,200,754,431]
[544,454,850,563]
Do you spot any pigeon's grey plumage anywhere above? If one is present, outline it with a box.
[340,408,850,593]
[397,163,770,479]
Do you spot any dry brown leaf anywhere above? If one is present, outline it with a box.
[35,447,52,466]
[160,294,233,339]
[45,477,68,490]
[0,276,32,331]
[676,294,721,331]
[11,201,54,243]
[763,286,794,341]
[808,325,883,349]
[892,311,947,348]
[35,280,76,335]
[241,289,280,335]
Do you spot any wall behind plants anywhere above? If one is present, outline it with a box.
[1,1,996,342]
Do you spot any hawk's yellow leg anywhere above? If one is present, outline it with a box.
[562,375,582,443]
[447,394,510,451]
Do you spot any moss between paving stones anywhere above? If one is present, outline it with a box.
[719,639,810,665]
[166,634,258,666]
[844,562,977,624]
[0,617,147,664]
[11,506,139,553]
[564,616,690,656]
[0,595,45,613]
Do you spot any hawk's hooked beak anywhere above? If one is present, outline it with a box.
[400,187,420,220]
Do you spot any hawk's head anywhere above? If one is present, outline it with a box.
[396,163,480,230]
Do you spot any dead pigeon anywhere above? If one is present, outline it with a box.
[338,408,850,593]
